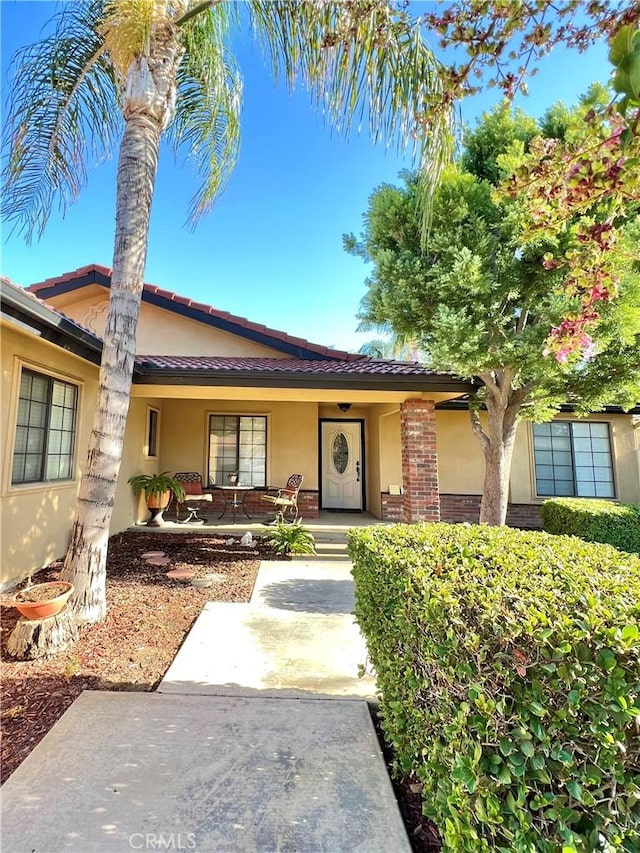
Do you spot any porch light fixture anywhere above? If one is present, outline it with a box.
[337,403,352,413]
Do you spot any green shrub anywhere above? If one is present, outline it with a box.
[267,518,316,556]
[542,498,640,554]
[348,523,640,852]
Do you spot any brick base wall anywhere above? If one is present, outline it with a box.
[381,493,542,529]
[174,489,319,522]
[440,494,542,529]
[505,501,542,530]
[381,493,404,521]
[244,489,319,519]
[295,491,319,519]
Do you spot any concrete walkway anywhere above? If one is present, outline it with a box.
[159,562,376,699]
[1,560,410,852]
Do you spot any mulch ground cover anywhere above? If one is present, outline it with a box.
[0,529,441,852]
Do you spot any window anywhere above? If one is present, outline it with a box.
[532,421,614,498]
[12,368,78,485]
[146,407,159,458]
[208,415,266,487]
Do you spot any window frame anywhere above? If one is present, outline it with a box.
[206,413,268,488]
[145,406,160,460]
[531,420,616,500]
[10,365,80,487]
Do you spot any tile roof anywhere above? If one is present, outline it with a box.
[134,355,440,376]
[27,263,113,289]
[27,264,363,362]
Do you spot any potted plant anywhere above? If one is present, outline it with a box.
[12,580,74,620]
[128,471,185,526]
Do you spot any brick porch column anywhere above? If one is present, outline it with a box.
[400,399,440,523]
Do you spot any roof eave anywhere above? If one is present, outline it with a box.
[1,284,103,365]
[132,368,474,393]
[436,397,640,415]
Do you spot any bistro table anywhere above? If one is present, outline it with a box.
[213,484,254,523]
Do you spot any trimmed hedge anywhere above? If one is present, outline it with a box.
[541,498,640,554]
[349,523,640,852]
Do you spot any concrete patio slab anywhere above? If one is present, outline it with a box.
[1,691,409,853]
[158,600,376,699]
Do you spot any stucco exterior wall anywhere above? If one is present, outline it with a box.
[158,399,320,497]
[437,409,640,506]
[113,398,165,528]
[379,407,402,492]
[0,324,100,589]
[366,410,382,518]
[51,293,290,358]
[360,404,403,517]
[510,411,640,505]
[436,410,486,494]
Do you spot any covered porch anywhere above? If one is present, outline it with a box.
[118,360,474,533]
[127,510,392,560]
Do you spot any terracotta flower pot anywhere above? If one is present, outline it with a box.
[13,581,74,620]
[146,490,171,509]
[146,490,171,527]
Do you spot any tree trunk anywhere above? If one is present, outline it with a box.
[61,25,182,626]
[468,371,524,527]
[478,401,520,526]
[7,612,79,660]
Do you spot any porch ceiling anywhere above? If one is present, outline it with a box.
[130,385,466,404]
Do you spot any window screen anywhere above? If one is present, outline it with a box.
[12,369,78,484]
[208,415,266,487]
[532,422,614,498]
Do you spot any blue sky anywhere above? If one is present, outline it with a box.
[1,1,612,352]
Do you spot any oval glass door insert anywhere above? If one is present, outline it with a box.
[332,433,349,474]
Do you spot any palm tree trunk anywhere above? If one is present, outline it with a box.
[61,111,162,623]
[61,26,182,626]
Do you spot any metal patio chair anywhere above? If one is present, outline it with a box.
[261,474,304,523]
[173,472,213,524]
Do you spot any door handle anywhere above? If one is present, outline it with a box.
[356,461,360,482]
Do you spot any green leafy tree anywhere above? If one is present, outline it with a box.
[347,102,640,526]
[2,0,453,631]
[420,7,640,358]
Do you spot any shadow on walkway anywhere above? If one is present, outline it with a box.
[257,578,355,614]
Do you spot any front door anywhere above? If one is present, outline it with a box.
[320,420,364,510]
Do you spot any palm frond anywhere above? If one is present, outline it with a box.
[169,2,242,225]
[248,1,456,229]
[2,0,121,242]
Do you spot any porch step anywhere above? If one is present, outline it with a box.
[295,540,350,561]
